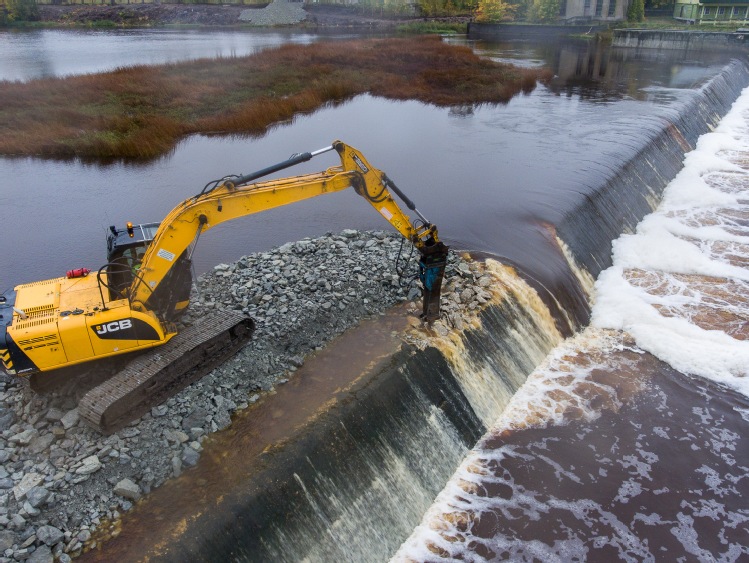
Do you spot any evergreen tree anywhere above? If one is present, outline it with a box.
[627,0,645,21]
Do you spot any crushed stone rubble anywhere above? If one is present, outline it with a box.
[0,230,493,561]
[239,0,307,26]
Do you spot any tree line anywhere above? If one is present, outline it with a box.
[1,0,40,25]
[0,0,650,27]
[357,0,646,23]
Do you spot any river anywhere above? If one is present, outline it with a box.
[1,28,747,561]
[0,33,734,326]
[396,83,749,562]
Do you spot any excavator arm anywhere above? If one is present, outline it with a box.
[129,140,448,321]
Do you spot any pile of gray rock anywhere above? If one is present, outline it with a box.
[239,0,307,26]
[0,230,490,562]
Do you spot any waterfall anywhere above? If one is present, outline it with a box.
[147,263,561,563]
[557,60,749,281]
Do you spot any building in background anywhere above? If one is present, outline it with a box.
[674,0,749,24]
[559,0,631,21]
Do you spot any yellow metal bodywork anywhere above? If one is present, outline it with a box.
[129,141,439,311]
[7,274,171,375]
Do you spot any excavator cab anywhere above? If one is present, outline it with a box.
[106,222,192,320]
[106,222,160,296]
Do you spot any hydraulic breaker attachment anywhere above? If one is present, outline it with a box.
[419,241,449,322]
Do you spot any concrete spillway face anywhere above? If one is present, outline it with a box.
[394,59,749,563]
[90,261,561,563]
[557,59,749,283]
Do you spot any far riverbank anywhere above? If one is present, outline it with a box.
[32,3,470,29]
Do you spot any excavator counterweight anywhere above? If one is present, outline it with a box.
[0,141,448,433]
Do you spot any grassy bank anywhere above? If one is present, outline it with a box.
[0,36,551,160]
[615,16,749,32]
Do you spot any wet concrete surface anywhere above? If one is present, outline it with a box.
[80,305,411,561]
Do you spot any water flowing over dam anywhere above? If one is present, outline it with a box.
[80,56,749,561]
[557,59,749,282]
[396,71,749,560]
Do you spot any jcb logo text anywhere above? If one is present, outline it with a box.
[96,319,132,335]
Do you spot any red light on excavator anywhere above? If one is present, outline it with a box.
[126,222,134,238]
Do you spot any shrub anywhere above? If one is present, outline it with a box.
[527,0,560,22]
[475,0,518,21]
[5,0,39,22]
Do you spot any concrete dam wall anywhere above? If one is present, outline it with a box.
[612,29,749,51]
[558,60,749,279]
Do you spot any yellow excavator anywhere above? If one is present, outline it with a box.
[0,141,448,433]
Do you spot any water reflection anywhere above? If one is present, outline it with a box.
[460,38,733,102]
[0,28,354,82]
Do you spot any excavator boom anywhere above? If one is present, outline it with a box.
[129,141,447,320]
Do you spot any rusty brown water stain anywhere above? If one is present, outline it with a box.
[689,238,749,269]
[666,123,692,153]
[492,330,650,433]
[80,304,411,562]
[665,208,749,233]
[705,171,749,196]
[718,149,749,171]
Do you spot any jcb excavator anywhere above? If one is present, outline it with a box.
[0,141,448,433]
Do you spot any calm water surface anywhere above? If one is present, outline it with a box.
[0,34,735,301]
[0,27,354,82]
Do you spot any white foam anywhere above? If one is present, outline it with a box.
[593,86,749,397]
[484,329,636,431]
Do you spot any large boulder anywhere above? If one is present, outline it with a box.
[36,525,64,546]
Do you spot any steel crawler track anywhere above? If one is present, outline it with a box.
[79,311,254,434]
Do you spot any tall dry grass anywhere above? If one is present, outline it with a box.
[0,37,552,160]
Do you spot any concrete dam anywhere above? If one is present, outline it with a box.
[70,59,749,561]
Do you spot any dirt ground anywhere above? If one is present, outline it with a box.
[39,4,267,26]
[37,3,469,28]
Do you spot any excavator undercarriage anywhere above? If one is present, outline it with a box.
[79,312,254,434]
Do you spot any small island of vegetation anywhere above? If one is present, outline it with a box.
[0,36,551,160]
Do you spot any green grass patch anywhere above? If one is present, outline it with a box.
[0,36,552,160]
[396,21,468,34]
